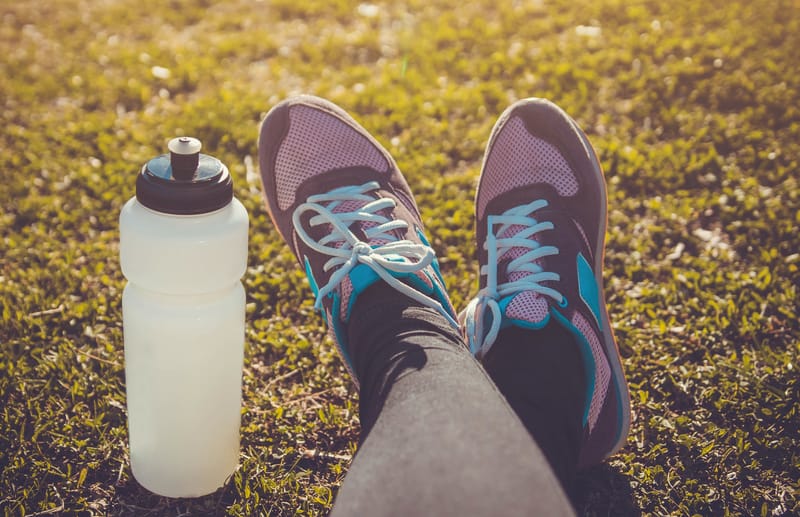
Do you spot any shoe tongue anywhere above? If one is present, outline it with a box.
[497,224,550,326]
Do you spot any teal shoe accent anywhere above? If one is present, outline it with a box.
[499,296,550,331]
[415,226,448,287]
[403,269,436,296]
[507,315,550,330]
[498,296,513,315]
[343,262,441,321]
[344,263,381,321]
[577,253,603,329]
[330,291,356,376]
[336,263,449,380]
[551,309,596,426]
[414,226,444,285]
[415,226,431,247]
[303,255,354,379]
[304,255,327,324]
[304,255,320,298]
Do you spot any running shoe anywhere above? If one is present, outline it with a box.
[460,98,631,468]
[258,95,458,387]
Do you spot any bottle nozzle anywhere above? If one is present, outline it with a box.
[138,136,232,214]
[169,137,202,180]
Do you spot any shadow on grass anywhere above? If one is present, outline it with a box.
[111,476,236,516]
[572,463,640,516]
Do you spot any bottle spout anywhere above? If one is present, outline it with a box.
[169,137,202,180]
[138,136,232,214]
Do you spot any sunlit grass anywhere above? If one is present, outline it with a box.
[1,0,798,514]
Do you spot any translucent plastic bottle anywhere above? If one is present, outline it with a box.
[120,137,248,497]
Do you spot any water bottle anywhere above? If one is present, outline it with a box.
[119,137,248,497]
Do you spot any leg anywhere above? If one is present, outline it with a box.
[332,286,574,516]
[258,96,574,516]
[482,325,586,488]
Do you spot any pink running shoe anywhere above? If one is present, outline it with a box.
[460,98,631,468]
[258,95,458,386]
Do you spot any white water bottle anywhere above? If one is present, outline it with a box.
[120,137,248,497]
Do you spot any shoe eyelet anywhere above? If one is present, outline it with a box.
[558,296,568,308]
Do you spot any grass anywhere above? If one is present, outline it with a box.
[1,0,798,514]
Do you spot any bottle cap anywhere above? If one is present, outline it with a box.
[136,137,233,214]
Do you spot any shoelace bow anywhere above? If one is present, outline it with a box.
[465,199,564,355]
[293,181,457,328]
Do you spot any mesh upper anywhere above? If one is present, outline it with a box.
[572,310,610,431]
[274,105,390,210]
[339,277,353,320]
[478,116,578,219]
[506,292,549,323]
[497,224,550,324]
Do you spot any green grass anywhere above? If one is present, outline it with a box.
[1,0,798,514]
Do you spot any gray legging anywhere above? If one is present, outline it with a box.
[329,284,579,516]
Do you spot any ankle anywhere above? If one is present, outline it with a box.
[481,324,587,486]
[346,282,464,381]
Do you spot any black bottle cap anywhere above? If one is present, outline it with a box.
[136,137,233,215]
